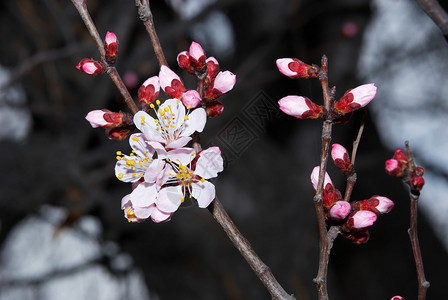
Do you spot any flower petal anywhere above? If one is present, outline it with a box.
[134,111,165,143]
[167,147,196,166]
[134,204,155,219]
[151,207,172,223]
[144,159,166,183]
[195,150,224,179]
[191,180,215,208]
[130,182,158,208]
[115,155,144,182]
[156,186,183,213]
[181,108,206,137]
[129,133,155,158]
[165,136,192,150]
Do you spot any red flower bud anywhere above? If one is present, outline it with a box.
[385,158,406,177]
[105,126,132,141]
[393,148,408,162]
[343,229,370,244]
[138,76,160,108]
[177,51,191,71]
[276,58,319,79]
[333,83,377,114]
[331,143,353,173]
[76,59,105,76]
[206,57,220,81]
[352,196,394,214]
[204,71,236,100]
[189,41,206,71]
[346,210,377,229]
[278,96,323,119]
[410,176,425,191]
[205,100,224,118]
[105,31,119,65]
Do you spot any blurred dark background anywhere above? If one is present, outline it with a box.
[1,0,447,299]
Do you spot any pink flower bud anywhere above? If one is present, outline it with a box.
[138,76,160,107]
[353,196,394,214]
[278,96,323,119]
[86,109,110,128]
[276,58,319,79]
[159,65,186,98]
[310,166,332,191]
[331,143,353,173]
[182,90,201,108]
[347,210,377,229]
[205,71,236,100]
[76,59,105,76]
[105,32,119,65]
[206,57,220,80]
[189,41,206,70]
[86,109,124,128]
[333,83,377,114]
[385,158,405,177]
[177,51,191,70]
[205,100,224,118]
[415,166,424,176]
[323,184,342,208]
[391,296,404,300]
[329,201,351,220]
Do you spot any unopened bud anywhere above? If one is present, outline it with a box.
[343,228,370,244]
[329,201,351,220]
[353,196,394,214]
[206,57,220,81]
[393,148,408,162]
[333,83,377,114]
[182,90,202,109]
[105,31,119,65]
[331,144,353,173]
[177,51,191,71]
[189,41,206,71]
[385,158,406,177]
[204,71,236,100]
[346,210,377,229]
[205,100,224,118]
[410,176,425,191]
[138,76,160,107]
[159,65,186,98]
[276,58,320,79]
[278,96,323,119]
[76,58,105,76]
[105,126,132,141]
[310,166,332,191]
[323,183,342,208]
[390,296,405,300]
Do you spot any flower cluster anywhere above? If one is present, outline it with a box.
[385,148,425,191]
[82,37,232,223]
[276,57,377,122]
[310,144,394,244]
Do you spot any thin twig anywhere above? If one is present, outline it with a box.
[313,55,334,300]
[343,114,366,202]
[415,0,448,41]
[405,142,430,300]
[71,0,139,114]
[135,0,168,66]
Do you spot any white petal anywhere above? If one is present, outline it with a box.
[129,133,155,158]
[144,159,166,183]
[181,108,206,137]
[121,194,131,209]
[195,151,224,179]
[134,111,165,143]
[191,180,215,208]
[167,147,196,166]
[165,136,191,149]
[156,186,183,213]
[115,155,144,183]
[130,182,158,207]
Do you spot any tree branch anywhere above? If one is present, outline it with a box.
[415,0,448,41]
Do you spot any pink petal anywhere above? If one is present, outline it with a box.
[212,71,236,94]
[350,83,377,107]
[133,111,165,144]
[142,75,160,91]
[151,207,172,223]
[331,143,349,161]
[329,201,351,220]
[189,41,205,61]
[144,159,166,183]
[276,58,297,77]
[182,90,202,108]
[166,147,196,166]
[165,136,192,150]
[372,196,394,214]
[105,31,117,45]
[134,204,155,219]
[278,95,309,117]
[85,110,109,128]
[350,210,377,229]
[156,186,183,213]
